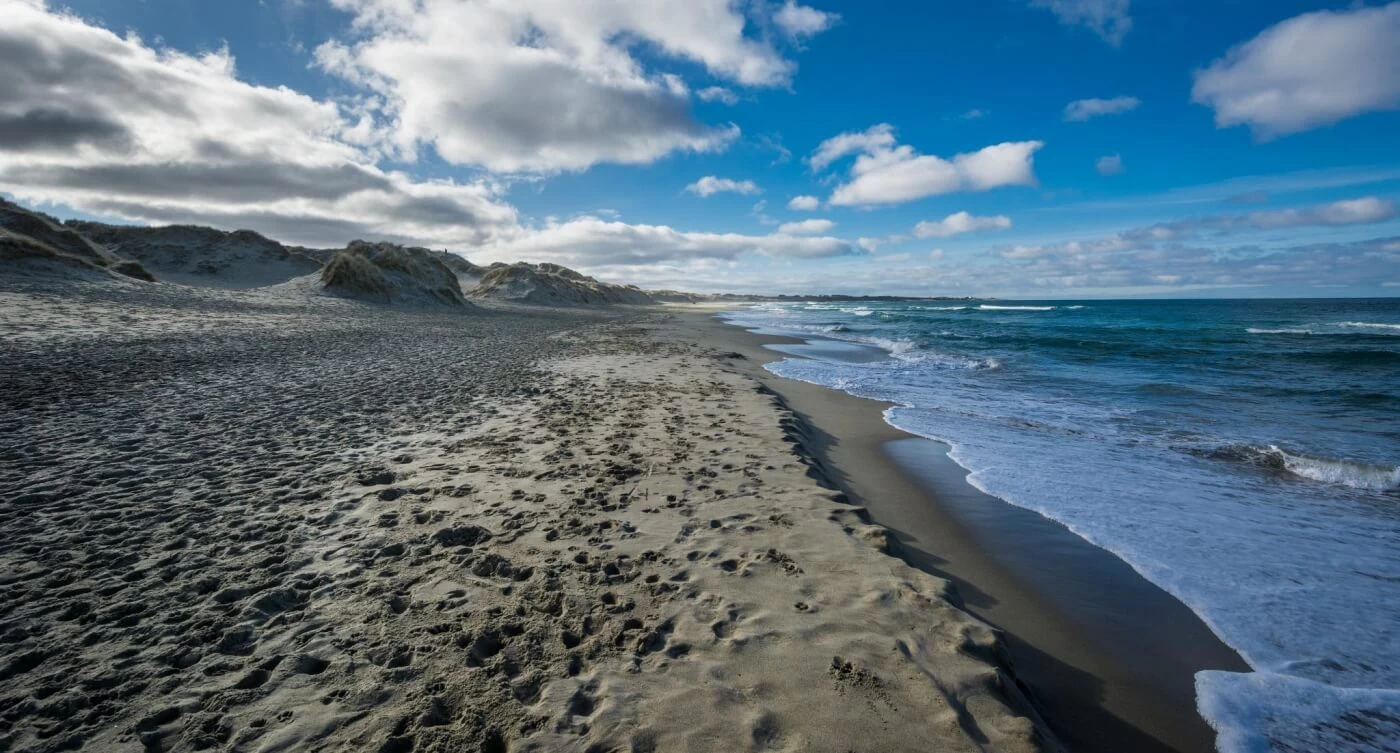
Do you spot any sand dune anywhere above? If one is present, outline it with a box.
[431,252,490,288]
[68,222,329,289]
[0,200,153,282]
[269,241,474,307]
[0,199,692,309]
[471,262,656,306]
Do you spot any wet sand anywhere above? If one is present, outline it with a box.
[672,308,1252,753]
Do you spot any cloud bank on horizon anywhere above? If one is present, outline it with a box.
[0,0,1397,297]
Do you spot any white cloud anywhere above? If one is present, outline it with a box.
[808,123,899,170]
[1096,154,1124,176]
[812,124,1043,207]
[852,233,909,252]
[980,232,1400,295]
[756,133,793,165]
[777,218,835,234]
[1110,196,1397,241]
[697,86,739,105]
[580,233,1399,295]
[1243,196,1396,228]
[787,195,821,210]
[485,215,858,268]
[1192,3,1400,139]
[750,199,777,226]
[928,248,945,260]
[1064,96,1141,121]
[773,1,839,39]
[913,211,1012,238]
[956,109,989,120]
[0,0,870,278]
[686,176,761,197]
[1029,0,1132,46]
[313,0,839,173]
[1008,196,1397,255]
[1000,244,1050,260]
[0,0,517,248]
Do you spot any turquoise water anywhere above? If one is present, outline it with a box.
[724,298,1400,753]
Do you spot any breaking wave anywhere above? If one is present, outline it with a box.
[1201,444,1399,492]
[1339,321,1400,334]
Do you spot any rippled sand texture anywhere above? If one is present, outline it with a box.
[0,282,1050,753]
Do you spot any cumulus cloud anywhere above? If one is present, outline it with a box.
[0,0,867,280]
[686,176,761,197]
[788,195,821,210]
[1029,0,1132,46]
[483,215,858,269]
[773,1,839,38]
[808,124,897,171]
[777,218,835,235]
[1064,96,1141,121]
[811,124,1043,206]
[1192,3,1400,139]
[1096,154,1124,176]
[913,211,1012,238]
[0,1,517,248]
[315,0,836,173]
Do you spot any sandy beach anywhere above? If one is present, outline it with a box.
[672,309,1254,753]
[1,283,1055,753]
[4,3,1397,751]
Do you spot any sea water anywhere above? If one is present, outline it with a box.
[723,298,1400,753]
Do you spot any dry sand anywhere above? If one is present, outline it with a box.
[0,282,1056,753]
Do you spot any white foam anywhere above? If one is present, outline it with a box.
[1269,445,1400,491]
[1197,671,1400,753]
[1246,327,1316,335]
[865,336,917,356]
[979,304,1055,311]
[1339,321,1400,334]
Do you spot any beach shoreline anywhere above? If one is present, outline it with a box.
[669,306,1252,753]
[2,283,1056,753]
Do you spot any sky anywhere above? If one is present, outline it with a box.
[2,0,1399,298]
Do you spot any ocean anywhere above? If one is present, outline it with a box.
[722,298,1400,753]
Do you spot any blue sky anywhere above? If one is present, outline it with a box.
[3,0,1398,297]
